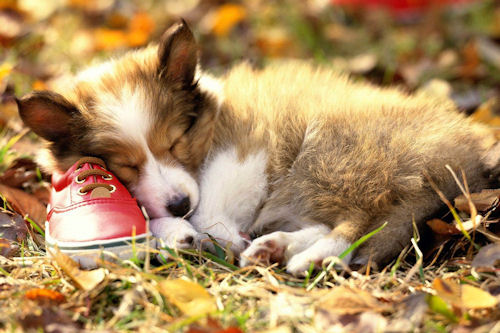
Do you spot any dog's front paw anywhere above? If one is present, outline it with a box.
[150,217,198,250]
[191,215,249,255]
[240,232,288,267]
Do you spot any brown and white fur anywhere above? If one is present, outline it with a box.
[17,21,498,275]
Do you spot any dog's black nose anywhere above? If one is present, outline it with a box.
[167,196,191,217]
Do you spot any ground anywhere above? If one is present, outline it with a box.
[1,0,500,332]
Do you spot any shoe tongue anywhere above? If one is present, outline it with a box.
[90,187,111,199]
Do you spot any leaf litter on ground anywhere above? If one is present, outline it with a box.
[1,0,500,332]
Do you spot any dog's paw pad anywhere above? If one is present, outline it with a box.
[240,235,286,267]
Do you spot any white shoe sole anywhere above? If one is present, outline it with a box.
[45,222,155,269]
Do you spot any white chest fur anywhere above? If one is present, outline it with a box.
[190,146,268,253]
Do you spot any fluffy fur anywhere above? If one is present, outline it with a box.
[17,21,498,275]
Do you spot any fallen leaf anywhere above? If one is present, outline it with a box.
[211,4,247,37]
[317,286,387,315]
[127,12,155,47]
[0,158,40,188]
[159,279,216,317]
[50,248,106,291]
[432,278,461,308]
[432,278,499,310]
[187,317,243,333]
[93,28,128,51]
[470,99,500,127]
[460,40,481,79]
[0,61,13,82]
[25,288,65,304]
[18,307,79,332]
[426,219,461,236]
[0,211,27,257]
[461,285,498,309]
[471,243,500,270]
[454,189,500,214]
[0,183,46,230]
[256,28,293,58]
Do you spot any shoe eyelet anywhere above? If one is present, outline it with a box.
[77,188,88,196]
[109,185,116,193]
[102,174,113,181]
[75,176,86,184]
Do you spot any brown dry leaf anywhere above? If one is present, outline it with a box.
[460,40,481,78]
[317,286,387,315]
[18,307,80,332]
[0,158,39,188]
[471,243,500,269]
[454,189,500,214]
[187,317,243,333]
[0,211,27,257]
[159,279,216,317]
[461,285,498,309]
[426,219,461,236]
[256,28,293,58]
[50,248,106,291]
[211,4,247,37]
[0,183,46,230]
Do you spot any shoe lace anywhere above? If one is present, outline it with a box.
[75,157,115,195]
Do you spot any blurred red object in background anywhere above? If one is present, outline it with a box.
[331,0,476,16]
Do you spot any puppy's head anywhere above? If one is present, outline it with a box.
[17,20,218,218]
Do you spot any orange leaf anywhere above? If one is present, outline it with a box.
[94,28,128,51]
[212,4,247,37]
[32,80,47,90]
[127,12,155,47]
[25,288,65,304]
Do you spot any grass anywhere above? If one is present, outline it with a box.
[1,0,500,331]
[1,199,499,332]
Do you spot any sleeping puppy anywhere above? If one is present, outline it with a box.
[17,20,497,275]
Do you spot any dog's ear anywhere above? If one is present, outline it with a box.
[158,19,197,87]
[16,90,79,142]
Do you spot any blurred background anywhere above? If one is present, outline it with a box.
[0,0,499,154]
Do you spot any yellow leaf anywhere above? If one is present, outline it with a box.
[49,247,106,291]
[0,62,13,82]
[159,279,216,317]
[212,4,247,37]
[461,285,498,309]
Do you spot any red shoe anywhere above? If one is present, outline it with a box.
[46,157,152,268]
